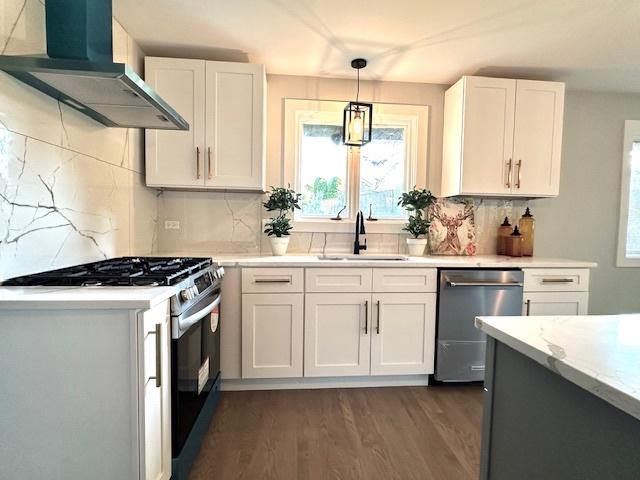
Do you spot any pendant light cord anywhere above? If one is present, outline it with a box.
[356,67,360,104]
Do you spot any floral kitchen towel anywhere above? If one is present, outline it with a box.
[428,199,477,255]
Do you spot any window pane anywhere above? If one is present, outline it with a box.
[360,127,407,219]
[626,142,640,257]
[299,124,348,218]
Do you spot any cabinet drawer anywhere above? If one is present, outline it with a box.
[305,268,372,293]
[523,269,589,292]
[242,268,303,293]
[372,268,437,293]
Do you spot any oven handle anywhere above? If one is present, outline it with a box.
[174,293,221,339]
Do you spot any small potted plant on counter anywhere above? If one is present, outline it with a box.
[263,186,301,256]
[398,187,436,256]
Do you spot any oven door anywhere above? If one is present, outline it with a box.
[171,288,221,457]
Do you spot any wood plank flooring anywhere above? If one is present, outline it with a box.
[189,385,483,480]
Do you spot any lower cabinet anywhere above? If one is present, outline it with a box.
[138,302,172,480]
[370,293,437,376]
[304,293,371,377]
[242,293,304,378]
[523,291,589,316]
[304,292,437,377]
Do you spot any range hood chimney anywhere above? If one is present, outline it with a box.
[0,0,188,130]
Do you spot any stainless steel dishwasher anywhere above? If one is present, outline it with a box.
[435,269,524,382]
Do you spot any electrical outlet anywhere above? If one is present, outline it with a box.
[164,220,180,230]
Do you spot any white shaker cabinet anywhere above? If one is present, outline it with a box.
[139,302,172,480]
[145,57,266,191]
[522,268,590,316]
[304,293,372,377]
[441,76,564,197]
[241,293,304,378]
[370,293,436,376]
[144,57,205,188]
[523,291,589,316]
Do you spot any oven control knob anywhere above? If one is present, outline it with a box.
[180,289,192,301]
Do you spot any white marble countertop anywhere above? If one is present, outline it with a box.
[0,285,176,310]
[165,253,597,269]
[476,314,640,421]
[0,254,596,310]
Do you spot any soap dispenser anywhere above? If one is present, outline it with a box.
[519,208,535,256]
[497,217,512,255]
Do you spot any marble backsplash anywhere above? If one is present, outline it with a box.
[0,1,157,280]
[156,190,530,256]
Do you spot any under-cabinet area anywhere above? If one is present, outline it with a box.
[219,262,592,390]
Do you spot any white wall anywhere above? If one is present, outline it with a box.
[532,91,640,314]
[0,1,157,280]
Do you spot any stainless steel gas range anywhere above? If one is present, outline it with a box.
[2,256,225,480]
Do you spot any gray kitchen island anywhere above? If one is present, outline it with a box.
[475,314,640,480]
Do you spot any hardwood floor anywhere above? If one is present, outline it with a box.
[189,386,483,480]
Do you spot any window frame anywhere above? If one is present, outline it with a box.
[616,120,640,267]
[283,99,427,234]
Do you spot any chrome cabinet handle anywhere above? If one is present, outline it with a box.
[541,278,574,284]
[147,323,162,388]
[196,147,201,179]
[364,300,368,334]
[516,159,522,188]
[525,299,531,316]
[254,278,291,284]
[376,300,381,334]
[207,147,212,180]
[505,158,512,188]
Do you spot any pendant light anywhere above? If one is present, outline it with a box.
[343,58,372,146]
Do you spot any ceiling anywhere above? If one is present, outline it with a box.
[114,0,640,92]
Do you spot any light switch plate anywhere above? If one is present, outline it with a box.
[164,220,180,230]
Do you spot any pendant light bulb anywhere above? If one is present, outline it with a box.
[349,110,363,142]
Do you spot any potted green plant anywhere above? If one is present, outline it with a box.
[263,186,301,256]
[398,187,436,256]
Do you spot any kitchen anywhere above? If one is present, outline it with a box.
[0,1,639,479]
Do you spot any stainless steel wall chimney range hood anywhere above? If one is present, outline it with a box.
[0,0,188,130]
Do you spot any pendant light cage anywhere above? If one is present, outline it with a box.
[343,58,373,146]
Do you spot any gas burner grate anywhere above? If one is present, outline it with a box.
[1,257,213,287]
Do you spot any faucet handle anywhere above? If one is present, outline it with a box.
[362,238,367,250]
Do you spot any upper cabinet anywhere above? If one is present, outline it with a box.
[441,76,565,197]
[145,57,266,191]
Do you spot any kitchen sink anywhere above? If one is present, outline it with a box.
[317,255,409,261]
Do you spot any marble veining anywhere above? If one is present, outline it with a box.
[0,1,157,280]
[476,314,640,421]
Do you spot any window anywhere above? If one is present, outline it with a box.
[284,100,427,232]
[617,120,640,267]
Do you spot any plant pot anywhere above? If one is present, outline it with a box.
[269,236,290,256]
[406,238,427,257]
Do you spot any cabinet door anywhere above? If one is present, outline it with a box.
[139,302,171,480]
[461,76,516,195]
[370,293,436,375]
[512,80,565,196]
[523,292,589,316]
[242,294,304,378]
[304,293,371,377]
[145,57,206,188]
[205,61,265,190]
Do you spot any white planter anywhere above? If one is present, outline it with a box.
[406,238,427,257]
[269,236,290,256]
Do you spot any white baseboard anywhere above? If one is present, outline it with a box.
[220,375,430,391]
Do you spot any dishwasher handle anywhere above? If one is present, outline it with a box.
[445,279,523,287]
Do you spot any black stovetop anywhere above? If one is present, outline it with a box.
[1,257,213,287]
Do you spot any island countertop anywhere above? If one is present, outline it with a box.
[475,314,640,421]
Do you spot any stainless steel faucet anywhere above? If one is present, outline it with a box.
[353,211,367,254]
